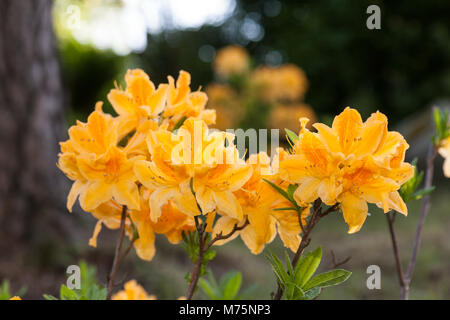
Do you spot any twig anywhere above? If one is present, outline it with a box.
[186,216,207,300]
[330,250,351,269]
[273,199,339,300]
[403,144,437,299]
[186,216,249,300]
[204,218,249,252]
[385,212,406,292]
[106,205,127,300]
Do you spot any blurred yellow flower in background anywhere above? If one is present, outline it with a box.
[112,280,156,300]
[205,83,244,130]
[269,103,317,131]
[250,64,308,103]
[213,45,250,78]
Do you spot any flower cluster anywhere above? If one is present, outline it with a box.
[278,107,414,233]
[58,69,306,260]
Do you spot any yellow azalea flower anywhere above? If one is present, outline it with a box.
[67,102,118,156]
[438,136,450,177]
[213,45,250,78]
[72,146,141,212]
[107,68,168,136]
[58,102,122,212]
[278,107,414,233]
[213,153,308,254]
[250,64,308,103]
[58,102,118,183]
[112,280,156,300]
[134,118,252,222]
[162,70,216,130]
[9,296,21,300]
[89,190,195,261]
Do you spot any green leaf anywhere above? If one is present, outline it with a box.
[284,282,304,300]
[303,269,352,291]
[221,272,242,300]
[286,184,298,203]
[272,207,298,211]
[173,116,187,131]
[300,287,321,300]
[263,179,298,208]
[294,247,322,287]
[43,294,58,300]
[285,128,299,144]
[198,278,220,300]
[411,186,435,200]
[285,251,294,278]
[60,285,78,300]
[265,250,289,286]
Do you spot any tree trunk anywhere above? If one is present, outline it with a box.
[0,0,67,250]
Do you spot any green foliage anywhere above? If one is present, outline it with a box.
[43,261,106,300]
[199,270,256,300]
[0,280,26,300]
[433,108,450,146]
[264,179,299,210]
[400,158,435,202]
[266,247,351,300]
[182,231,216,284]
[285,128,299,145]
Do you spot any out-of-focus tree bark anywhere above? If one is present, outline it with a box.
[0,0,67,248]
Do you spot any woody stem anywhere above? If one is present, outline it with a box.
[186,216,206,300]
[385,211,407,296]
[273,200,338,300]
[186,216,249,300]
[106,205,127,300]
[403,144,437,299]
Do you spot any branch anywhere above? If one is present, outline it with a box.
[186,216,250,300]
[402,144,437,299]
[273,199,340,300]
[386,212,406,292]
[204,218,249,252]
[106,205,127,300]
[330,250,351,269]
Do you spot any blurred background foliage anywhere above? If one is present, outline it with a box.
[54,0,450,127]
[10,0,445,300]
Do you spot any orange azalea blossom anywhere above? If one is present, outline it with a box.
[88,190,195,261]
[112,280,156,300]
[438,136,450,177]
[162,70,216,130]
[213,153,309,254]
[58,102,122,212]
[134,118,253,222]
[107,68,168,137]
[74,146,142,212]
[278,107,414,233]
[9,296,21,300]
